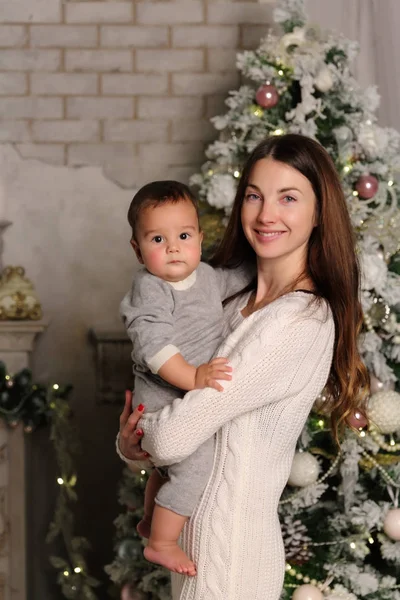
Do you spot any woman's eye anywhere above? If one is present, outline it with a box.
[283,195,296,204]
[152,235,163,243]
[180,232,190,240]
[245,193,260,201]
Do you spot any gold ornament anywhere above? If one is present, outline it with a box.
[0,266,42,320]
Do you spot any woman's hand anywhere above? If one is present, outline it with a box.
[118,390,150,461]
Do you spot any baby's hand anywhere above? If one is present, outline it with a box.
[194,358,232,391]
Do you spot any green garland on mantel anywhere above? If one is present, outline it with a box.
[0,361,100,599]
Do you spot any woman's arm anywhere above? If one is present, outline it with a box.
[140,296,335,465]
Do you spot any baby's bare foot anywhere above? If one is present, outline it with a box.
[136,519,151,539]
[144,542,196,576]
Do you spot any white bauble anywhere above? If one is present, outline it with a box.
[383,508,400,541]
[288,452,320,487]
[368,390,400,434]
[292,584,323,600]
[314,66,333,92]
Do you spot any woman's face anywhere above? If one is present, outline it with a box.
[241,157,317,268]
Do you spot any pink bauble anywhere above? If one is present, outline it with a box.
[347,409,368,430]
[383,508,400,541]
[292,584,323,600]
[370,374,395,394]
[255,84,279,108]
[355,174,379,199]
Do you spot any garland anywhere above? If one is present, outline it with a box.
[0,362,100,599]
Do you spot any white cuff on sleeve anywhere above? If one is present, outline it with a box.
[148,344,180,374]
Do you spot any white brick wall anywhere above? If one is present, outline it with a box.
[0,0,273,186]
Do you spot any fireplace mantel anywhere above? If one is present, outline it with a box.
[0,320,47,600]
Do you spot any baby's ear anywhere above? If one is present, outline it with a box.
[130,239,144,264]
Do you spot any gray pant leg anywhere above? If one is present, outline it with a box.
[155,436,214,517]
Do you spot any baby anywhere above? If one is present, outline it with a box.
[120,181,250,576]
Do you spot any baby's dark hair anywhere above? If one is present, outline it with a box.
[127,180,200,240]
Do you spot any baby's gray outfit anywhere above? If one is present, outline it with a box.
[120,262,250,516]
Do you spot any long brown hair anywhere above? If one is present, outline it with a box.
[211,133,369,440]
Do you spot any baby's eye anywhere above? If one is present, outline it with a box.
[152,235,164,243]
[180,232,190,240]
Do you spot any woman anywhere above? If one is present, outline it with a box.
[117,134,369,600]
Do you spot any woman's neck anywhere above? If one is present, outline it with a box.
[252,255,313,307]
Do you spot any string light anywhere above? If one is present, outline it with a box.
[273,129,284,135]
[53,384,59,390]
[343,165,352,173]
[278,69,284,76]
[368,537,374,544]
[233,170,241,178]
[388,180,394,186]
[57,477,64,485]
[140,470,146,475]
[318,419,325,427]
[63,571,69,577]
[352,190,359,196]
[74,567,81,574]
[5,375,10,380]
[350,542,356,549]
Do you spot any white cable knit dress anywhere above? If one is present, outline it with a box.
[140,291,335,600]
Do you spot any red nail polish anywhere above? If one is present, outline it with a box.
[137,404,144,412]
[136,429,143,437]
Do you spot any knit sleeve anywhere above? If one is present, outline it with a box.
[214,264,254,300]
[140,296,334,465]
[120,271,177,374]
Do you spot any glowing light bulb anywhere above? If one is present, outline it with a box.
[74,567,81,574]
[273,129,284,136]
[350,542,356,549]
[57,477,64,485]
[141,470,146,475]
[53,384,59,390]
[388,180,394,186]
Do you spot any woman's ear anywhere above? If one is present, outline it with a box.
[130,239,144,264]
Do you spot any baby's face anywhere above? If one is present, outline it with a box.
[133,199,203,282]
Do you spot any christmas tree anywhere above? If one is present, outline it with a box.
[108,1,400,598]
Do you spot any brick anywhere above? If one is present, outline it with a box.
[16,143,65,164]
[67,97,133,119]
[137,96,203,119]
[0,97,62,119]
[138,142,204,165]
[31,73,98,95]
[104,120,169,143]
[136,49,204,72]
[0,121,31,142]
[30,25,97,48]
[67,143,135,166]
[137,2,204,25]
[101,74,167,95]
[208,49,238,72]
[32,120,100,142]
[172,25,238,48]
[172,72,239,95]
[0,74,27,95]
[206,94,227,118]
[0,26,27,47]
[166,166,197,184]
[100,25,169,48]
[0,50,60,71]
[66,2,133,24]
[207,3,273,24]
[171,119,215,142]
[241,24,271,49]
[0,0,61,23]
[66,50,132,72]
